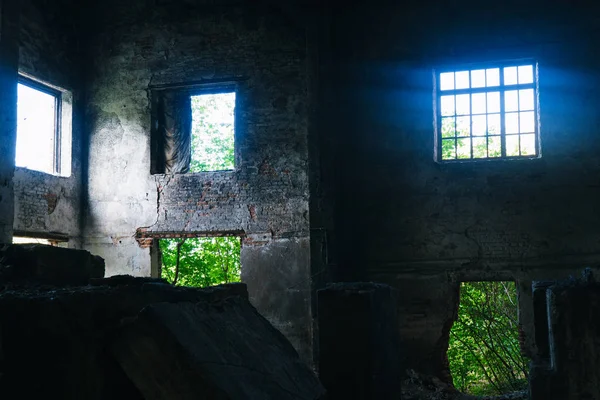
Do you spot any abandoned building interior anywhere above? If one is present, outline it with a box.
[1,0,600,398]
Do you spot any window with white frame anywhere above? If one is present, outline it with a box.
[436,62,540,161]
[16,76,72,176]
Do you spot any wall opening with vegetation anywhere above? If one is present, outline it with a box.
[159,236,241,287]
[447,281,530,395]
[190,91,235,172]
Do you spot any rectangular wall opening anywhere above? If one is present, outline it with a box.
[447,281,530,396]
[158,236,241,287]
[190,91,236,172]
[12,236,68,247]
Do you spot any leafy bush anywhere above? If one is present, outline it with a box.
[189,93,235,172]
[447,281,529,395]
[159,237,241,287]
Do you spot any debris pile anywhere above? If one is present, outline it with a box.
[0,244,325,400]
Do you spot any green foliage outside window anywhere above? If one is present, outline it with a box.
[447,281,530,395]
[159,237,241,287]
[441,118,502,160]
[189,92,235,172]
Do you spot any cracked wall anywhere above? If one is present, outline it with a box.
[12,0,83,246]
[83,0,312,361]
[323,0,600,378]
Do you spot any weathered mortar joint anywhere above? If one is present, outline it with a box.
[43,191,59,214]
[248,204,257,220]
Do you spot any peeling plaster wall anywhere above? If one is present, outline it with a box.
[325,0,600,378]
[83,1,312,360]
[13,0,83,246]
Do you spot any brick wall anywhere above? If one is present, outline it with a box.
[83,0,313,361]
[13,0,83,245]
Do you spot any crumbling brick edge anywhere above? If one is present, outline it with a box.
[134,227,246,248]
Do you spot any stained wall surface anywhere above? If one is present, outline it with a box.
[5,0,600,377]
[322,0,600,377]
[12,0,84,246]
[83,1,313,361]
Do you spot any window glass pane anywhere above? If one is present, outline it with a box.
[471,69,486,88]
[471,93,486,114]
[486,68,500,87]
[457,138,471,159]
[456,116,470,137]
[16,83,57,174]
[504,67,518,85]
[455,94,470,115]
[519,89,534,111]
[487,113,501,135]
[440,95,455,116]
[440,72,455,90]
[442,139,456,159]
[505,112,519,134]
[487,91,500,113]
[436,63,540,162]
[520,111,535,133]
[488,136,501,157]
[505,90,519,112]
[520,134,536,155]
[455,71,470,89]
[441,117,456,138]
[472,115,486,136]
[473,137,487,158]
[506,135,520,156]
[518,65,534,84]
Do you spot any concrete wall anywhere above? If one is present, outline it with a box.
[10,0,598,378]
[0,0,20,244]
[13,0,83,246]
[530,274,600,400]
[322,0,600,377]
[83,1,313,361]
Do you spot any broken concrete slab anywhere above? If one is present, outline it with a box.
[0,274,322,399]
[0,244,105,285]
[112,298,326,400]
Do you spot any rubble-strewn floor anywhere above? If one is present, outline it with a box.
[401,370,528,400]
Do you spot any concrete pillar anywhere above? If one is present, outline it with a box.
[530,273,600,400]
[318,282,401,400]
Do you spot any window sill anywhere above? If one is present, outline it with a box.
[15,166,71,179]
[435,155,542,165]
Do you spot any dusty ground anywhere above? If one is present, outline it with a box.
[401,370,528,400]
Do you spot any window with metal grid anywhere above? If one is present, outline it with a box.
[435,62,540,161]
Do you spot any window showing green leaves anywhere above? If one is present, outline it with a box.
[190,92,236,172]
[159,236,241,287]
[437,63,539,161]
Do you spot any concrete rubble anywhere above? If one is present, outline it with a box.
[0,245,325,400]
